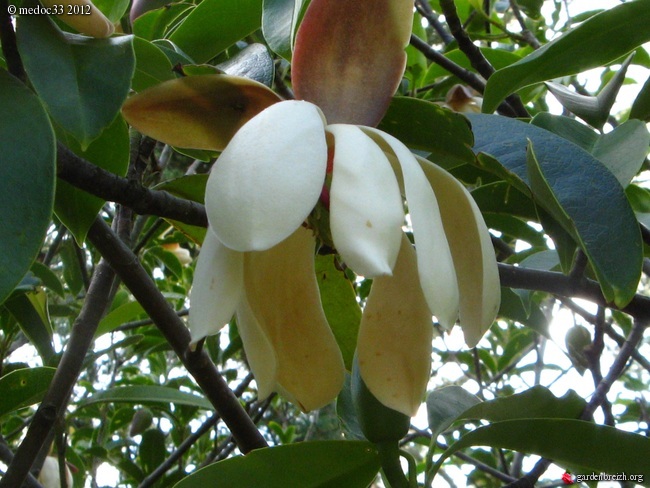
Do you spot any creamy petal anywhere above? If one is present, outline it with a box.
[327,124,403,277]
[243,227,345,412]
[236,296,278,400]
[362,128,459,329]
[42,0,114,38]
[417,156,501,347]
[206,101,328,252]
[188,230,243,343]
[358,235,433,417]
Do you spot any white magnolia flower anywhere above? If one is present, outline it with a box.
[189,99,500,415]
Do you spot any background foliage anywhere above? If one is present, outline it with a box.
[0,0,649,486]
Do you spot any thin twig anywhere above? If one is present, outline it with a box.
[508,0,542,48]
[414,0,454,45]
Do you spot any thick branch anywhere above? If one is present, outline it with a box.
[86,217,267,453]
[57,144,208,228]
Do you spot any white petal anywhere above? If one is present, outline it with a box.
[358,235,433,417]
[243,227,345,412]
[362,128,459,329]
[236,296,278,400]
[188,230,243,343]
[417,156,501,347]
[205,100,328,252]
[327,124,403,277]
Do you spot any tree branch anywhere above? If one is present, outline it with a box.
[57,144,208,228]
[86,217,267,454]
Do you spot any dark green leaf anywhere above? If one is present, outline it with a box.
[169,0,263,64]
[432,419,650,484]
[173,441,380,488]
[427,386,481,440]
[4,291,56,364]
[132,3,193,41]
[216,44,274,87]
[155,175,208,244]
[532,113,649,187]
[0,367,56,418]
[55,117,130,244]
[498,288,549,337]
[467,113,642,307]
[59,239,84,296]
[378,97,475,169]
[29,262,65,298]
[315,255,361,371]
[80,385,213,410]
[483,1,650,113]
[0,70,55,306]
[16,14,135,147]
[93,0,130,22]
[262,0,297,60]
[630,74,650,122]
[139,429,167,475]
[132,37,175,92]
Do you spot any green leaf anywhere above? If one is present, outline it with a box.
[431,419,650,483]
[147,246,184,279]
[483,1,650,113]
[93,0,130,22]
[427,386,481,440]
[139,429,167,475]
[531,113,649,187]
[378,97,475,169]
[132,3,193,41]
[630,74,650,122]
[0,70,55,306]
[315,256,361,371]
[30,262,65,298]
[516,0,543,19]
[54,117,130,244]
[262,0,297,60]
[4,291,56,365]
[216,44,274,87]
[96,301,146,338]
[498,287,549,337]
[173,441,380,488]
[16,14,135,147]
[169,0,263,64]
[467,113,642,307]
[80,385,213,410]
[132,37,174,92]
[0,367,56,418]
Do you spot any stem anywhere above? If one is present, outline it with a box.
[377,442,409,488]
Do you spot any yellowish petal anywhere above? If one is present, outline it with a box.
[292,0,412,126]
[328,124,403,277]
[417,156,501,347]
[206,100,328,252]
[121,75,281,150]
[235,296,278,400]
[243,227,345,412]
[362,128,459,329]
[358,235,433,417]
[188,230,243,343]
[42,0,114,38]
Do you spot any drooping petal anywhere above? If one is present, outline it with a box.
[362,128,459,329]
[121,75,281,151]
[206,101,328,252]
[188,230,243,343]
[292,0,413,126]
[243,227,345,412]
[417,156,501,347]
[327,124,403,277]
[235,296,278,400]
[42,0,114,38]
[357,235,433,417]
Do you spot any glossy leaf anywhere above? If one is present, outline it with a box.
[432,419,650,483]
[531,113,649,187]
[378,97,475,169]
[0,70,55,306]
[315,255,361,371]
[122,75,280,151]
[17,14,134,148]
[132,3,193,40]
[262,0,297,60]
[169,0,263,63]
[4,291,56,364]
[55,116,130,244]
[498,288,550,337]
[132,37,174,92]
[292,0,412,126]
[427,386,481,440]
[467,113,642,307]
[80,386,213,410]
[216,44,274,87]
[0,367,56,418]
[483,1,650,113]
[630,74,650,122]
[173,441,380,488]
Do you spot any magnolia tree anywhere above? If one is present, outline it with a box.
[0,0,649,486]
